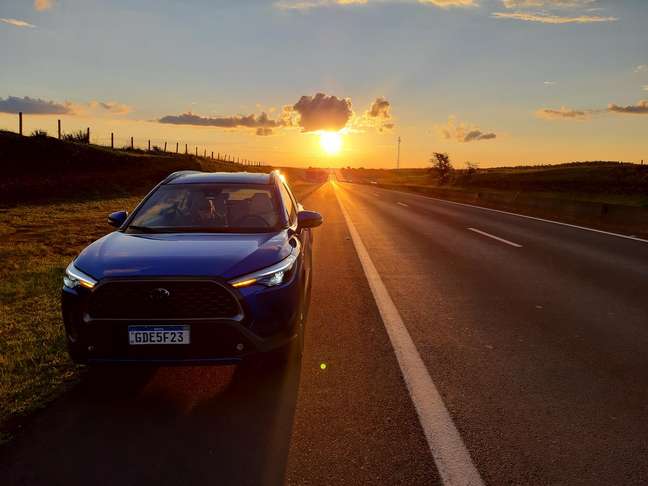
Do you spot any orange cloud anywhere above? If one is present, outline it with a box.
[34,0,55,11]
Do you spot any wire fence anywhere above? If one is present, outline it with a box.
[3,112,267,167]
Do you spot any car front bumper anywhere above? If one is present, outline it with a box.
[62,274,303,365]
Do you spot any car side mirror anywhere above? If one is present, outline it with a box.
[297,210,323,230]
[108,210,128,227]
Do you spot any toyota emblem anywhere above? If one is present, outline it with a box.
[149,287,171,302]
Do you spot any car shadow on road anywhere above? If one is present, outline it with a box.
[0,360,301,486]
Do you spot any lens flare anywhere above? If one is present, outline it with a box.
[319,131,342,155]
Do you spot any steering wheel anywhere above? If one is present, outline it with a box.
[236,215,269,228]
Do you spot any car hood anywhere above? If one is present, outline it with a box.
[74,231,293,280]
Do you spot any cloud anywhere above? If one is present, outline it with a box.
[159,112,280,128]
[635,65,648,73]
[159,93,391,135]
[494,0,617,23]
[0,96,71,114]
[436,116,497,143]
[608,100,648,115]
[71,100,132,116]
[97,101,131,115]
[275,0,364,9]
[501,0,597,7]
[537,100,648,119]
[34,0,55,11]
[275,0,477,10]
[367,97,391,118]
[544,81,557,86]
[0,18,36,28]
[256,127,274,136]
[0,95,132,116]
[292,93,353,132]
[417,0,477,7]
[356,96,395,131]
[491,11,617,23]
[643,86,648,92]
[535,106,591,119]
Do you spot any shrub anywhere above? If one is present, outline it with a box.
[62,130,89,144]
[30,130,48,138]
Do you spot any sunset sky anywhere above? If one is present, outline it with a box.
[1,0,647,168]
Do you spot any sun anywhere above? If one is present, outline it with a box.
[319,131,342,155]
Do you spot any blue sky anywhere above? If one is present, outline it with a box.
[1,0,647,167]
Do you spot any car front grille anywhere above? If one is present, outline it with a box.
[88,280,242,320]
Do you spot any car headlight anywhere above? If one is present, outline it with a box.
[63,261,98,289]
[229,243,300,289]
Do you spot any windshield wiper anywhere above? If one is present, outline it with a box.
[126,225,161,233]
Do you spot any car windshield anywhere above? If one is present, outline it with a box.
[127,183,281,233]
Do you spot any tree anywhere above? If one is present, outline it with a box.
[466,161,479,175]
[430,152,453,184]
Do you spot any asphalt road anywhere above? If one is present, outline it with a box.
[2,179,648,485]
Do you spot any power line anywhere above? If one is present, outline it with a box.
[397,136,401,169]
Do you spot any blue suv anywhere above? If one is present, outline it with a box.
[61,170,322,365]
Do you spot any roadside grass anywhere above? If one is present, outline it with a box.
[340,163,648,207]
[0,195,142,441]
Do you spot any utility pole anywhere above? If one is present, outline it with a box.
[396,136,401,170]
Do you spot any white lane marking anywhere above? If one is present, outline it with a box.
[357,184,648,245]
[334,184,485,486]
[467,227,523,248]
[397,202,409,207]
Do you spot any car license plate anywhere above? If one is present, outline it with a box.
[128,325,190,345]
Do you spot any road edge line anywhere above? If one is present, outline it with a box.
[333,183,485,486]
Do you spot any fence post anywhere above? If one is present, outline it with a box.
[131,137,134,149]
[211,151,213,159]
[87,127,90,144]
[195,147,198,156]
[185,144,188,154]
[176,142,179,153]
[58,119,61,139]
[111,132,114,149]
[19,112,23,136]
[164,142,167,152]
[217,152,220,160]
[148,140,151,151]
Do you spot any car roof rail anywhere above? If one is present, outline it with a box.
[269,169,282,184]
[163,170,204,184]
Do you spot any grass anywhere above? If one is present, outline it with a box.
[0,195,142,441]
[340,162,648,207]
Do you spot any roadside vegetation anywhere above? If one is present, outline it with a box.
[0,196,141,443]
[341,160,648,207]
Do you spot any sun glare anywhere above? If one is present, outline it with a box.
[319,131,342,155]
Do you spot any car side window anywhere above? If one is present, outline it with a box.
[279,182,297,226]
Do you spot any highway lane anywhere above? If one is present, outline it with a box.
[333,180,648,485]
